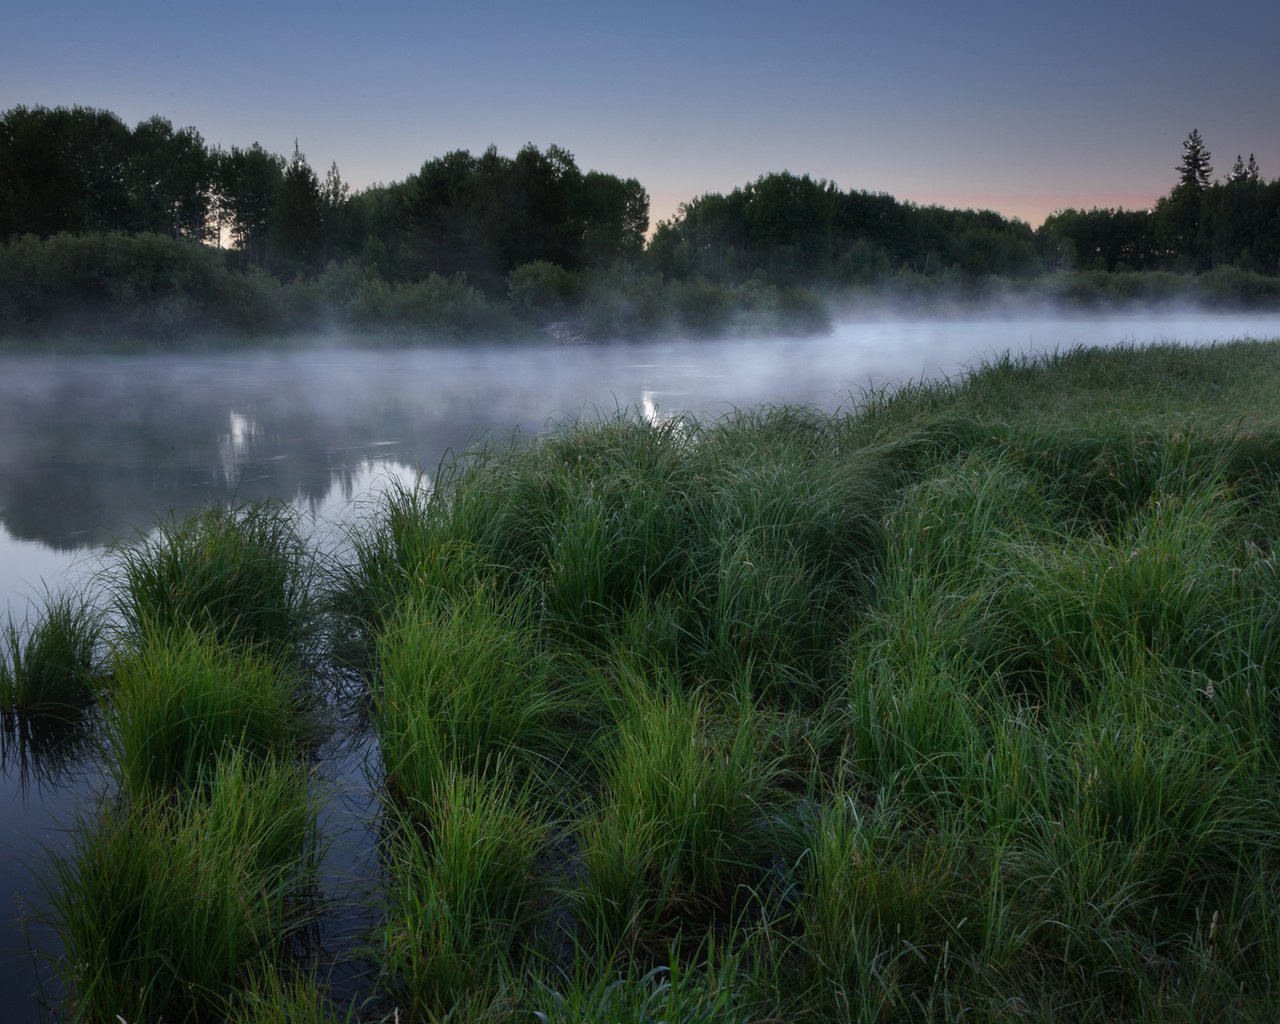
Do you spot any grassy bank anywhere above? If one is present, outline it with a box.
[9,338,1280,1021]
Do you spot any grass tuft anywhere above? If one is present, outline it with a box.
[47,751,321,1024]
[110,499,317,660]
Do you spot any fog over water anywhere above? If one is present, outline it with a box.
[4,310,1280,621]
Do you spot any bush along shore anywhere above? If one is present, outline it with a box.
[5,232,1280,350]
[7,337,1280,1021]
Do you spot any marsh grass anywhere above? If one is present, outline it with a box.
[37,339,1280,1022]
[530,953,751,1024]
[576,669,784,954]
[380,766,550,1016]
[223,962,365,1024]
[47,751,321,1024]
[374,584,570,799]
[0,592,101,718]
[335,342,1280,1020]
[111,500,317,660]
[104,624,312,796]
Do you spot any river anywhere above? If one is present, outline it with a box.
[3,310,1280,1018]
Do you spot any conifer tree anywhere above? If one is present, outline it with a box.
[1177,129,1213,190]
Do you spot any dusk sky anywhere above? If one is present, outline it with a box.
[5,0,1278,230]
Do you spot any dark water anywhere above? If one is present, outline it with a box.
[3,313,1280,1017]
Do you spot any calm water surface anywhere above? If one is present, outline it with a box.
[4,312,1280,1017]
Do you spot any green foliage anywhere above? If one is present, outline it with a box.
[380,767,549,1017]
[110,500,316,660]
[0,593,101,717]
[0,231,287,339]
[334,341,1280,1018]
[10,340,1280,1021]
[374,585,567,793]
[530,957,751,1024]
[508,260,578,314]
[648,171,1042,287]
[5,104,1280,346]
[105,626,309,796]
[577,674,782,950]
[47,751,320,1024]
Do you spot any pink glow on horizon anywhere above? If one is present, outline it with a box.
[645,187,1166,235]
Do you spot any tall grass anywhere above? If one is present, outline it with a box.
[576,668,783,954]
[530,953,752,1024]
[374,584,569,798]
[338,342,1280,1017]
[110,500,317,660]
[104,625,312,796]
[380,767,549,1017]
[35,339,1280,1022]
[0,592,101,717]
[47,751,321,1024]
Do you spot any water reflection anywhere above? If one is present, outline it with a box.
[0,706,95,796]
[3,314,1280,563]
[217,411,260,486]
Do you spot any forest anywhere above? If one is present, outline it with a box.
[2,108,1279,342]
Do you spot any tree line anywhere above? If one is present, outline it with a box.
[2,108,1278,342]
[0,105,648,289]
[1039,131,1280,276]
[650,130,1279,286]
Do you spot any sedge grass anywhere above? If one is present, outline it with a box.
[530,952,752,1024]
[223,962,365,1024]
[104,624,311,796]
[374,583,569,799]
[47,750,321,1024]
[576,668,783,954]
[0,592,101,718]
[110,499,317,660]
[84,338,1277,1021]
[380,766,549,1018]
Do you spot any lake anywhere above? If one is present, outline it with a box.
[3,309,1280,1018]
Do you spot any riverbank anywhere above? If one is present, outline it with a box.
[5,233,1280,351]
[6,338,1280,1021]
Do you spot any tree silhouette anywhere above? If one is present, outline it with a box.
[1177,129,1213,191]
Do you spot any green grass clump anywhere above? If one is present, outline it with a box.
[111,500,316,659]
[0,593,101,717]
[374,584,569,797]
[792,798,990,1020]
[530,956,752,1024]
[47,751,320,1024]
[222,963,364,1024]
[34,339,1280,1023]
[104,625,310,796]
[380,767,549,1018]
[577,669,782,953]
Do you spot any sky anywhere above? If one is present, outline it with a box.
[4,0,1279,230]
